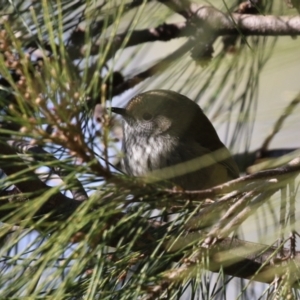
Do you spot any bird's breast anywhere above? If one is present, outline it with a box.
[122,133,178,176]
[122,131,232,190]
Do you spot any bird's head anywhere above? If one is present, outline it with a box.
[111,89,198,138]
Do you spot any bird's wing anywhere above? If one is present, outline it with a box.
[209,146,239,180]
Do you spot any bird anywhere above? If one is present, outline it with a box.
[111,89,239,190]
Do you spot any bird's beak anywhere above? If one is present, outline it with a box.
[111,107,127,116]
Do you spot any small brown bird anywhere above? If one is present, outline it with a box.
[112,90,239,190]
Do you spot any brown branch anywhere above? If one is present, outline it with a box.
[190,5,300,36]
[205,189,278,243]
[8,2,300,66]
[106,22,188,60]
[68,5,300,61]
[69,0,154,45]
[183,178,280,232]
[162,155,300,199]
[68,22,189,60]
[68,0,156,60]
[157,2,300,36]
[164,235,300,287]
[73,6,300,97]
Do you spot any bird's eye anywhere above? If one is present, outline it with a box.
[142,112,153,121]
